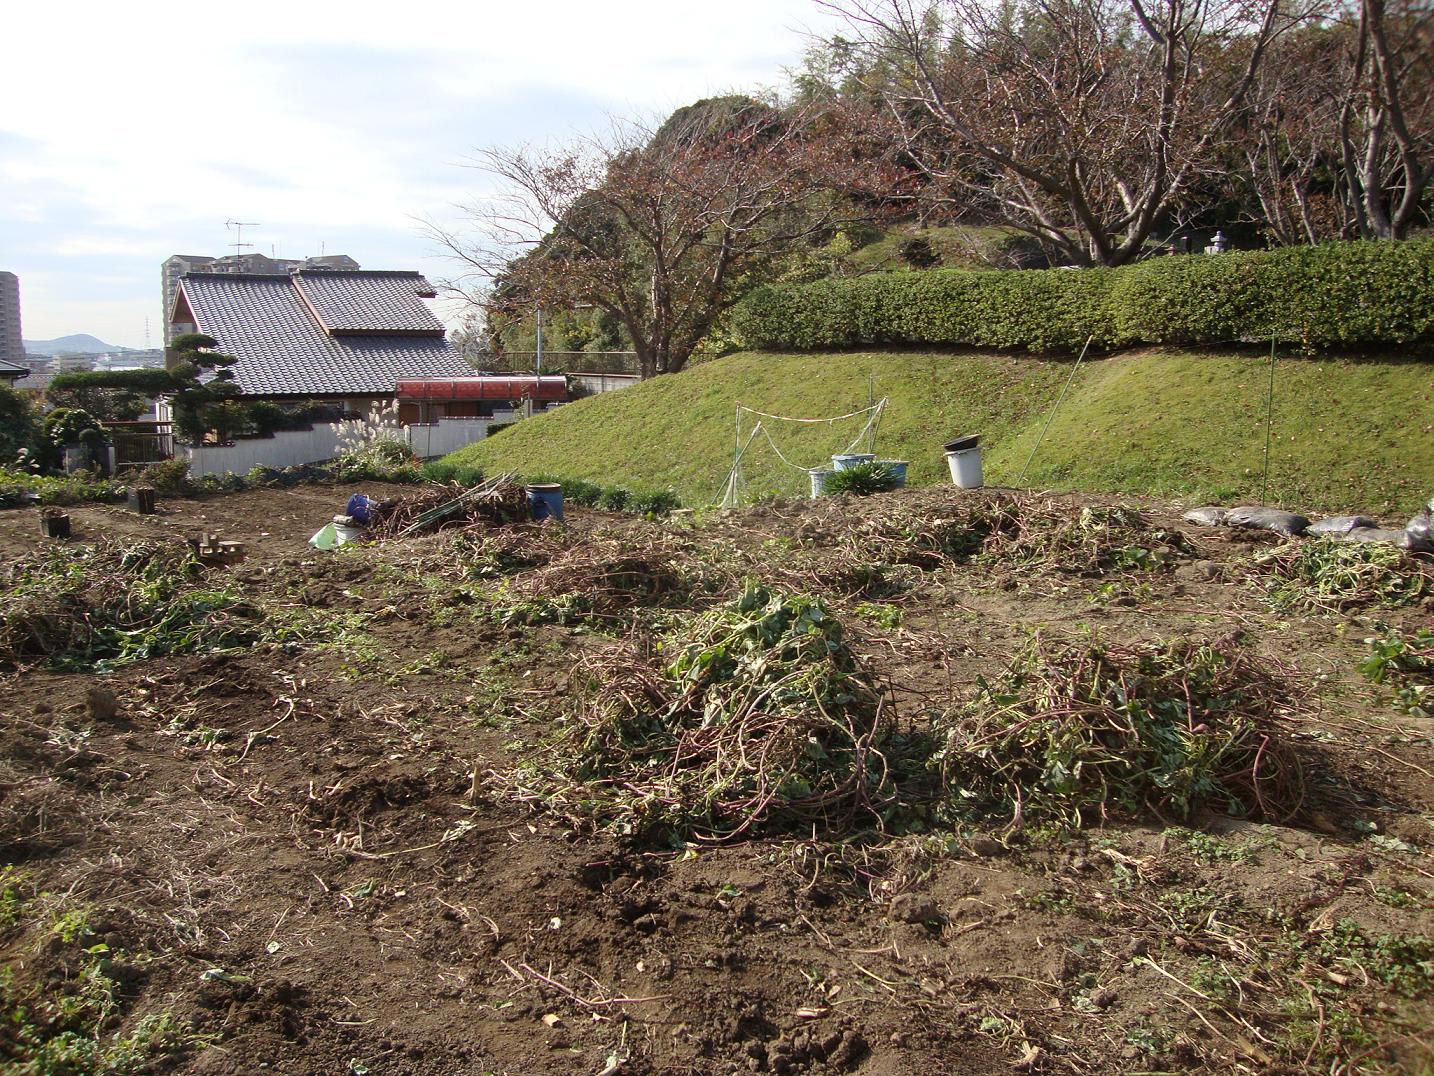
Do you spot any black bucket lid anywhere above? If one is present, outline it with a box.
[943,434,981,452]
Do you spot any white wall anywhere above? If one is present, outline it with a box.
[570,372,640,395]
[402,418,490,459]
[180,417,492,477]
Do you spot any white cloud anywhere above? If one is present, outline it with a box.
[1,0,845,345]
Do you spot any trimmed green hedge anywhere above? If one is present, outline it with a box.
[731,239,1434,353]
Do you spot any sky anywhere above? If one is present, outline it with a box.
[0,0,849,348]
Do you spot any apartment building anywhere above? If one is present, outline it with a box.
[161,252,360,343]
[0,272,24,367]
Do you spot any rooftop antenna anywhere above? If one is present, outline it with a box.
[225,219,260,260]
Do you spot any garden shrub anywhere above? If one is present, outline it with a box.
[732,238,1434,353]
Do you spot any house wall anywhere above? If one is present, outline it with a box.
[179,417,495,477]
[570,372,640,395]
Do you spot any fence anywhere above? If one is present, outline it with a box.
[108,422,175,470]
[481,351,640,376]
[180,417,496,478]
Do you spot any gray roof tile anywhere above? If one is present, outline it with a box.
[178,272,472,397]
[293,270,444,334]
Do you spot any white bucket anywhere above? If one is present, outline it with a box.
[809,469,834,498]
[945,447,983,489]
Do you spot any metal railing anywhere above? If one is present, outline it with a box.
[477,351,640,376]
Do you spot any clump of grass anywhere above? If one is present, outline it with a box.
[1247,539,1433,613]
[824,462,900,497]
[498,583,915,844]
[934,632,1304,828]
[1359,624,1433,718]
[0,539,260,671]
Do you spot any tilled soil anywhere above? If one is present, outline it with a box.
[1,482,1431,1075]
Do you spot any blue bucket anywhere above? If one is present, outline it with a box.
[876,460,909,486]
[527,483,565,522]
[831,453,876,471]
[809,469,834,498]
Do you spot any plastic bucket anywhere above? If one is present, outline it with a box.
[809,469,834,498]
[527,483,565,522]
[876,460,909,486]
[39,511,71,539]
[127,486,156,514]
[945,447,984,489]
[831,453,876,471]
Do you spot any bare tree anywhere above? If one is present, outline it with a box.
[1239,26,1351,244]
[435,101,892,378]
[821,0,1307,265]
[1337,0,1433,238]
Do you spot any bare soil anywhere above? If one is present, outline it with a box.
[2,483,1431,1075]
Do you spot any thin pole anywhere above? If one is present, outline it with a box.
[1261,335,1277,504]
[1019,334,1093,486]
[535,307,543,376]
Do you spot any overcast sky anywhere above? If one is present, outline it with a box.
[1,1,846,347]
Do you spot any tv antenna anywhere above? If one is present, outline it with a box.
[225,219,260,260]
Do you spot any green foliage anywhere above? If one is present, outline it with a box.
[732,239,1434,352]
[555,476,603,506]
[442,347,1434,514]
[0,539,261,671]
[46,368,176,422]
[1360,624,1433,717]
[626,488,681,516]
[1248,540,1432,613]
[44,408,105,448]
[0,467,125,507]
[420,460,458,483]
[243,400,287,437]
[823,462,900,496]
[332,438,422,483]
[135,458,192,496]
[166,335,239,443]
[597,486,631,511]
[0,385,39,464]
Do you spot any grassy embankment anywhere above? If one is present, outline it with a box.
[445,348,1434,514]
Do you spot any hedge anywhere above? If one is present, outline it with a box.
[730,239,1434,353]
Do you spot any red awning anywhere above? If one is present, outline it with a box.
[395,376,568,402]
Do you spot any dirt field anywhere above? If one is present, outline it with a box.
[1,482,1431,1075]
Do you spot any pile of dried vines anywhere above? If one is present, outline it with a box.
[936,632,1305,827]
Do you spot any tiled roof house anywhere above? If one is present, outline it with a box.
[0,358,28,385]
[169,270,473,406]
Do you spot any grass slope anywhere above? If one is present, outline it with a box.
[447,348,1434,513]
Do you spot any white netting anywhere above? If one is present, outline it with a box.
[715,399,888,508]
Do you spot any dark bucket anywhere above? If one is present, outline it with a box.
[128,486,157,514]
[39,511,71,539]
[527,483,565,522]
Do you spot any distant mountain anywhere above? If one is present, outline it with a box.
[23,334,129,356]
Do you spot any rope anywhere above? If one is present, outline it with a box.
[715,398,889,507]
[735,401,884,425]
